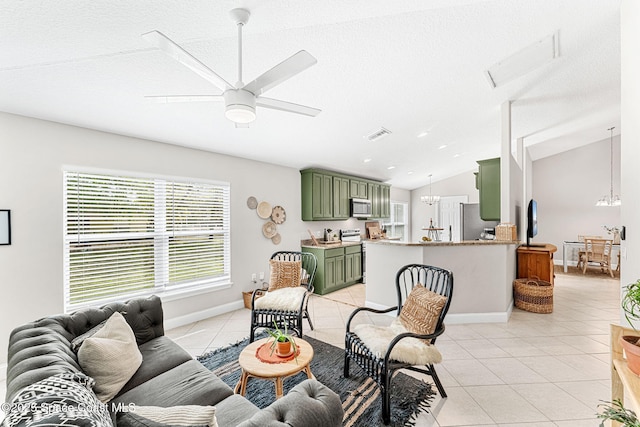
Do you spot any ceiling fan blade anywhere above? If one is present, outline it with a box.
[243,50,317,96]
[145,95,223,103]
[256,97,321,117]
[142,30,233,92]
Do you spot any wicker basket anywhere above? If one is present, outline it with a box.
[242,291,263,309]
[513,277,553,313]
[496,223,517,241]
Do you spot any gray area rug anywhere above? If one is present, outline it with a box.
[197,335,435,427]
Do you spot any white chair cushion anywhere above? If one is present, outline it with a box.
[254,287,307,311]
[352,319,442,365]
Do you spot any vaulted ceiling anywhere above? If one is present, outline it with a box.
[0,0,621,189]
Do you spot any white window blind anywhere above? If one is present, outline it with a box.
[64,170,230,311]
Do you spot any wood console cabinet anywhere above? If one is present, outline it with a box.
[516,244,557,285]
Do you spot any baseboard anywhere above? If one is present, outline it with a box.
[365,300,514,324]
[163,300,245,331]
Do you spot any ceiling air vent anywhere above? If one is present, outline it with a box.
[365,127,392,142]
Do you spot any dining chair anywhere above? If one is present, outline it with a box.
[576,235,603,271]
[581,238,614,277]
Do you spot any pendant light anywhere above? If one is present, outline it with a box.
[421,174,440,205]
[596,127,621,207]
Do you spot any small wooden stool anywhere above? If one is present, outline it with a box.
[235,337,314,400]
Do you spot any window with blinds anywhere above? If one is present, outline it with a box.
[63,170,230,311]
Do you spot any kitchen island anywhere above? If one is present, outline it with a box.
[366,240,519,323]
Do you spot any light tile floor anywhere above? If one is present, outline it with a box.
[1,271,620,426]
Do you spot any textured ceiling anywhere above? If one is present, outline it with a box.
[0,0,621,189]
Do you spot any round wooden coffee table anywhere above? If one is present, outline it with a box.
[234,337,314,399]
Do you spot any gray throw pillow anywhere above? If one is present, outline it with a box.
[78,312,143,402]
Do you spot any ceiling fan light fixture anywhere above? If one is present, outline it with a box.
[224,89,256,123]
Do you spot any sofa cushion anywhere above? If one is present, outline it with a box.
[213,394,260,426]
[117,336,193,396]
[78,312,143,402]
[3,372,112,427]
[111,360,233,409]
[236,379,343,427]
[117,412,208,427]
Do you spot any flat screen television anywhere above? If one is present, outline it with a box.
[527,199,538,246]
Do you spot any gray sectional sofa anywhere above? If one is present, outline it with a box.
[4,295,343,426]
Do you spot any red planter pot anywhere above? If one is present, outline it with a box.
[620,335,640,375]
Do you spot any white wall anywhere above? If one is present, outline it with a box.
[0,112,316,364]
[410,171,479,243]
[532,136,621,262]
[621,0,640,322]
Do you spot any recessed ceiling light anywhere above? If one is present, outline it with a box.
[453,153,462,158]
[387,166,396,170]
[438,144,447,149]
[417,131,429,138]
[364,158,372,163]
[407,171,414,175]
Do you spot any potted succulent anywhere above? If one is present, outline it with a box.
[597,399,640,426]
[267,321,298,361]
[620,279,640,375]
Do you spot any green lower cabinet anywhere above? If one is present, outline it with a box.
[303,244,362,295]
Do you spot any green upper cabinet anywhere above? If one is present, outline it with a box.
[477,157,500,221]
[301,170,333,220]
[349,179,368,199]
[333,176,350,219]
[367,182,391,219]
[301,168,390,221]
[380,184,390,218]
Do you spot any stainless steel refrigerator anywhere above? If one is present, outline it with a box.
[460,203,499,240]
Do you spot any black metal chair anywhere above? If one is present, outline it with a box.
[249,251,318,342]
[344,264,453,425]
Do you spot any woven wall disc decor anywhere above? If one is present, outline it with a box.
[271,206,286,224]
[262,221,277,238]
[246,196,258,209]
[257,201,272,219]
[271,233,281,245]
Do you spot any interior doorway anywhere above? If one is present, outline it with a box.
[438,195,469,242]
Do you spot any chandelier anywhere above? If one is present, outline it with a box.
[421,174,440,206]
[596,127,621,207]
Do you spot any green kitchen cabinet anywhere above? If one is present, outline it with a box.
[301,170,333,220]
[333,176,350,219]
[380,184,390,218]
[344,245,362,284]
[477,157,500,221]
[302,244,362,295]
[301,168,389,221]
[349,179,368,199]
[368,182,390,219]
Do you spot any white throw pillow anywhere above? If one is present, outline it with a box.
[132,405,218,427]
[78,311,143,402]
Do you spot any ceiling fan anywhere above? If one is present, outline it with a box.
[142,8,321,125]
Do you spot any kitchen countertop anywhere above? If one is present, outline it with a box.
[368,239,520,247]
[300,239,363,249]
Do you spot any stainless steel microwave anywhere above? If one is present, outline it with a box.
[350,198,372,218]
